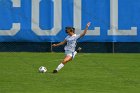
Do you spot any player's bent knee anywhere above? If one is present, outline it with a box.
[62,59,70,64]
[62,61,67,64]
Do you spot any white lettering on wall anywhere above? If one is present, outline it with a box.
[0,0,21,36]
[73,0,100,35]
[31,0,62,36]
[108,0,137,35]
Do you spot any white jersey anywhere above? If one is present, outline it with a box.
[64,34,80,52]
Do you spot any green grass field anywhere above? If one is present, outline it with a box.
[0,52,140,93]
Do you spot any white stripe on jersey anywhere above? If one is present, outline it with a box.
[64,34,80,52]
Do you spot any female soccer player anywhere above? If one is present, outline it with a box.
[52,22,91,73]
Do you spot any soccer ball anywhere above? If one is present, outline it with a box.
[39,66,47,73]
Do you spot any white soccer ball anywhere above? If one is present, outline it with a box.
[39,66,47,73]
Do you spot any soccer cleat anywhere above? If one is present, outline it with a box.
[53,70,58,73]
[76,47,82,53]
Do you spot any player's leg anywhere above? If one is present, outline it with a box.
[72,47,82,59]
[53,55,72,73]
[62,55,72,64]
[53,48,82,73]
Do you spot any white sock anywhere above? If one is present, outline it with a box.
[72,51,77,59]
[56,63,64,71]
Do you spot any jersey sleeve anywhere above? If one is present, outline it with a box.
[75,34,80,40]
[65,36,69,41]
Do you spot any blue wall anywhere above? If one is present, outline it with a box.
[0,0,139,42]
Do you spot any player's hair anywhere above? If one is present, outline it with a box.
[65,27,75,33]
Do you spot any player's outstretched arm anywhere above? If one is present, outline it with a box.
[80,22,91,38]
[52,40,67,47]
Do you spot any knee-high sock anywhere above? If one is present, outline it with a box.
[72,51,77,59]
[56,63,64,71]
